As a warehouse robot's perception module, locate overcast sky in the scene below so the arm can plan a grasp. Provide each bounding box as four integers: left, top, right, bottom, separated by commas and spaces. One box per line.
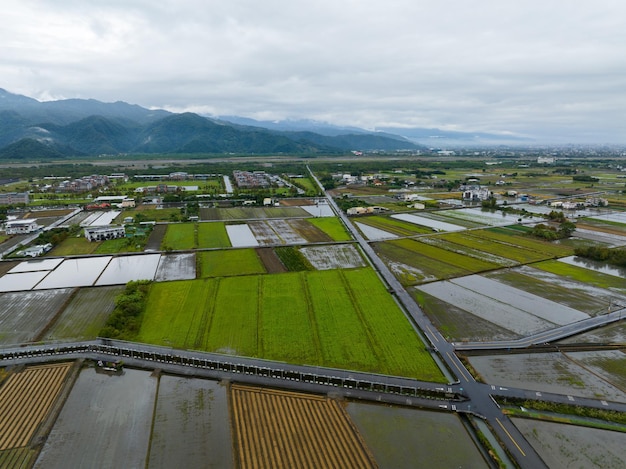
2, 0, 626, 143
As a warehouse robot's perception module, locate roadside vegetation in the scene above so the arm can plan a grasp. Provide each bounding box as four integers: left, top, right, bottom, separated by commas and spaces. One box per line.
99, 281, 151, 340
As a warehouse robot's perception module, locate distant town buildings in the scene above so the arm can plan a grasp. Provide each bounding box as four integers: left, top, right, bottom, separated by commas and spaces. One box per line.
233, 170, 271, 189
0, 192, 29, 205
56, 175, 109, 193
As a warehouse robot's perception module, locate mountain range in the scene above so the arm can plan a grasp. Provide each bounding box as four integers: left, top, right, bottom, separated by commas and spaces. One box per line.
0, 88, 425, 159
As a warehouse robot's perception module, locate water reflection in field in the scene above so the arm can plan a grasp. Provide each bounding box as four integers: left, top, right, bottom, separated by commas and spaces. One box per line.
96, 254, 161, 285
35, 257, 112, 289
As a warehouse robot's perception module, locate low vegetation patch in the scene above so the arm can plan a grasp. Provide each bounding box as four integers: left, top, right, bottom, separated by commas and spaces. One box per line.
99, 281, 151, 340
274, 246, 314, 271
574, 245, 626, 267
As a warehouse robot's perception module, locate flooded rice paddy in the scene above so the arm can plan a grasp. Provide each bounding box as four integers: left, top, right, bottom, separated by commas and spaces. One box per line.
300, 244, 366, 270
35, 256, 113, 289
354, 221, 398, 240
392, 213, 466, 232
95, 254, 161, 285
346, 402, 488, 468
559, 255, 626, 279
468, 353, 626, 401
8, 258, 63, 273
513, 418, 626, 469
225, 224, 259, 247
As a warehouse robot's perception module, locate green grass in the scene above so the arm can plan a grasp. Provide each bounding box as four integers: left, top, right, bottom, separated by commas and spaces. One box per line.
136, 268, 445, 381
48, 237, 99, 256
197, 249, 265, 277
197, 222, 231, 248
307, 217, 352, 241
161, 223, 196, 250
94, 237, 146, 254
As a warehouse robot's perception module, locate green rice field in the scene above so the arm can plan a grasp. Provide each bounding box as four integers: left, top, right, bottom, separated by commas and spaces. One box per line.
161, 223, 196, 250
197, 222, 231, 248
375, 238, 499, 284
197, 249, 265, 278
136, 268, 444, 381
307, 217, 353, 241
353, 216, 433, 236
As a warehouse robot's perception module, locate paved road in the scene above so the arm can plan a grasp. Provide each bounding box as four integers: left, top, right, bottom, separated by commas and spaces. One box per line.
455, 308, 626, 351
310, 167, 549, 468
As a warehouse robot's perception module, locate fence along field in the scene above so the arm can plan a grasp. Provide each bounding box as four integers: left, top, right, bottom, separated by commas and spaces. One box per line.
0, 362, 73, 467
231, 384, 377, 469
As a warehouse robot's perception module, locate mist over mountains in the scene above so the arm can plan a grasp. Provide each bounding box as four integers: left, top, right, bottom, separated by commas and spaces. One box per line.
0, 88, 428, 159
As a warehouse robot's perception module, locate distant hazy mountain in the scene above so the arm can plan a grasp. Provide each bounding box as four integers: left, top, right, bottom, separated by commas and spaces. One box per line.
376, 126, 531, 145
217, 115, 529, 146
0, 88, 423, 159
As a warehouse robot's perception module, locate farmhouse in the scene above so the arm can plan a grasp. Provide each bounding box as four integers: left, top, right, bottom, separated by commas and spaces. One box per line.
460, 185, 491, 202
84, 225, 126, 242
16, 243, 52, 257
5, 219, 40, 234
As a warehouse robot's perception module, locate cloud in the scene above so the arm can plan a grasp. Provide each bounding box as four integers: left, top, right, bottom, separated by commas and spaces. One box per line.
1, 0, 625, 142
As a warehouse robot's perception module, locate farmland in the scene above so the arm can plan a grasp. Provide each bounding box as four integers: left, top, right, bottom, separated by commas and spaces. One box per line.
35, 368, 157, 469
0, 289, 74, 345
197, 249, 266, 277
0, 362, 75, 468
230, 384, 377, 469
136, 268, 444, 380
307, 216, 352, 241
42, 286, 123, 341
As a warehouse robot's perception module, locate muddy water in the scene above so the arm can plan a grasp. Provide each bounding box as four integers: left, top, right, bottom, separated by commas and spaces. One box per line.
148, 376, 233, 469
346, 402, 489, 468
35, 368, 157, 469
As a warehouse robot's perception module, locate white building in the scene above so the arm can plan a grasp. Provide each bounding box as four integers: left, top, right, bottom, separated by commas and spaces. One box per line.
5, 219, 40, 235
84, 225, 126, 242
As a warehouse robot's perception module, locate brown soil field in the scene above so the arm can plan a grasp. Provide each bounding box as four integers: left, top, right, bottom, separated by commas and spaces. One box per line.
0, 261, 19, 276
230, 384, 377, 469
256, 248, 287, 273
145, 224, 166, 251
575, 222, 626, 236
23, 209, 73, 218
290, 219, 333, 242
279, 198, 314, 206
0, 362, 73, 451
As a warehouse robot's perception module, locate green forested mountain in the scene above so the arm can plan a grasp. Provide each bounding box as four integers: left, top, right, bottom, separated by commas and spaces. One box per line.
0, 88, 422, 158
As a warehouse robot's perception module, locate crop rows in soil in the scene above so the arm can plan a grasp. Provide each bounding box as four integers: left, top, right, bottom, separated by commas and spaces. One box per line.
0, 362, 72, 450
230, 384, 377, 469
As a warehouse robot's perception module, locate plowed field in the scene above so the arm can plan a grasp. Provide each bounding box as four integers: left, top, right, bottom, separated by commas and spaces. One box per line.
231, 384, 377, 469
0, 362, 72, 450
